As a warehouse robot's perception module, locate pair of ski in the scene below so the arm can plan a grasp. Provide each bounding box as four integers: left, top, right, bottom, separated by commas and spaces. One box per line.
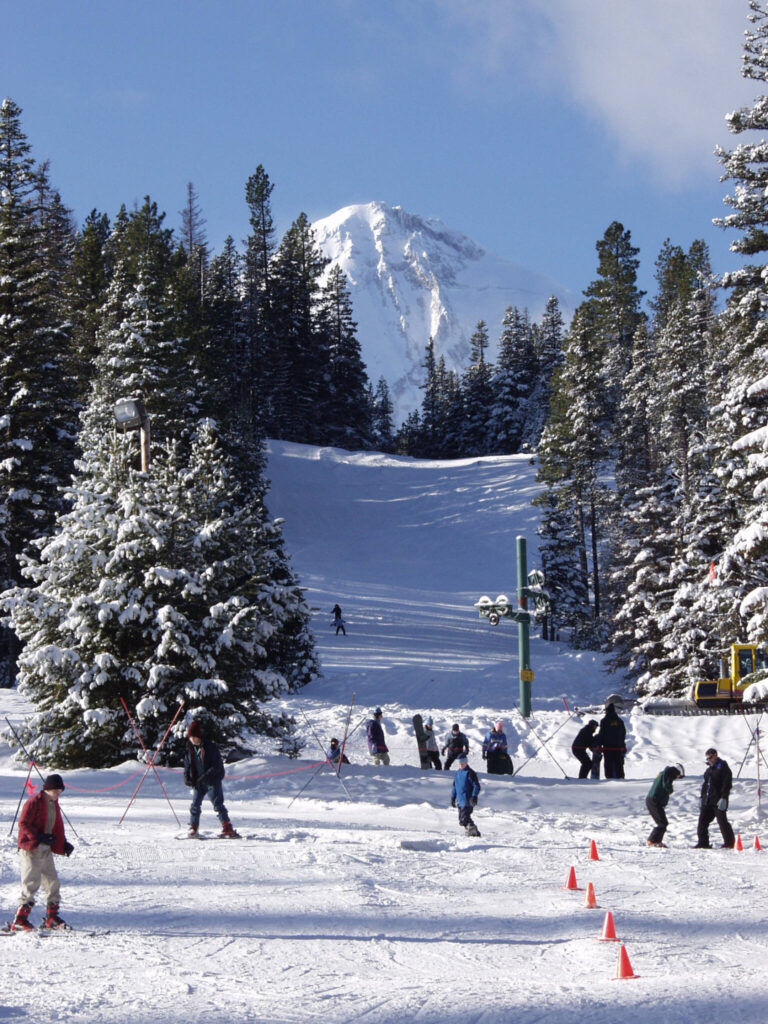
177, 830, 243, 840
1, 923, 107, 937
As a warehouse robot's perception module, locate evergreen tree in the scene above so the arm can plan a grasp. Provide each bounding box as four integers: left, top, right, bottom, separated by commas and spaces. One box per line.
0, 98, 78, 681
371, 377, 396, 452
525, 295, 565, 447
317, 265, 372, 449
458, 320, 494, 456
242, 166, 277, 433
67, 209, 111, 399
3, 423, 317, 767
487, 306, 536, 453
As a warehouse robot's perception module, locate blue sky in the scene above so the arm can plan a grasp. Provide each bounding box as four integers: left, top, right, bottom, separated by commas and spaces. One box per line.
5, 0, 756, 302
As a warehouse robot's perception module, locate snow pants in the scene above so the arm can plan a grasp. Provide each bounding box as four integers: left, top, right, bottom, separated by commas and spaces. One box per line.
371, 751, 390, 765
697, 803, 735, 848
19, 845, 60, 906
458, 805, 476, 829
646, 796, 668, 844
427, 751, 442, 770
189, 779, 229, 829
603, 751, 625, 779
572, 747, 593, 779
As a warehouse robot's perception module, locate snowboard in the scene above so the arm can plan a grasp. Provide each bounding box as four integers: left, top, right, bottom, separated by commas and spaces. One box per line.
412, 714, 432, 770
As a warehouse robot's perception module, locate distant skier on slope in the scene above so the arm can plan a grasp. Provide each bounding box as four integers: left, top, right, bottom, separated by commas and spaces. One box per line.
327, 737, 350, 767
481, 720, 514, 775
450, 755, 481, 837
596, 703, 626, 778
10, 773, 74, 931
424, 716, 442, 769
332, 604, 346, 635
646, 763, 684, 847
694, 747, 735, 849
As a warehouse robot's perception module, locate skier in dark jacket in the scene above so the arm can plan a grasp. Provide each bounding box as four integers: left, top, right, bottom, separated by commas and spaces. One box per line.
327, 737, 350, 767
597, 704, 627, 778
442, 723, 469, 770
332, 604, 346, 636
481, 720, 513, 775
571, 720, 599, 779
11, 774, 74, 931
450, 755, 482, 836
366, 708, 390, 765
646, 764, 684, 846
184, 720, 239, 838
695, 748, 735, 849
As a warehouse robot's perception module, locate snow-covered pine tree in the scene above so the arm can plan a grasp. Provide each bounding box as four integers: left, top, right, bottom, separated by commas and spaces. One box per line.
486, 307, 536, 454
708, 0, 768, 645
0, 98, 78, 684
524, 295, 565, 448
371, 377, 396, 453
317, 265, 372, 450
458, 320, 494, 456
4, 423, 316, 767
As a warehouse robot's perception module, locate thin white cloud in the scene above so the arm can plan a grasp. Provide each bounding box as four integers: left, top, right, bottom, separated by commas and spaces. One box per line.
435, 0, 756, 184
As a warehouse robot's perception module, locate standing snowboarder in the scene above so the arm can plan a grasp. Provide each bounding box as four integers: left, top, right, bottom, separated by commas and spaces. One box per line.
332, 604, 346, 635
695, 747, 735, 849
424, 716, 442, 770
184, 720, 240, 838
442, 723, 469, 771
10, 774, 74, 931
571, 720, 599, 779
646, 763, 684, 847
481, 720, 513, 775
450, 755, 481, 836
366, 707, 390, 765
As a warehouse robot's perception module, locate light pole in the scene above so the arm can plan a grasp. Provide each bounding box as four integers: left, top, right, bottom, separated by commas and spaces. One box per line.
113, 396, 151, 471
474, 535, 547, 718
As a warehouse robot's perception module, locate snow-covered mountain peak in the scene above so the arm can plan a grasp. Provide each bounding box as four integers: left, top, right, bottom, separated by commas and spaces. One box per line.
312, 201, 574, 422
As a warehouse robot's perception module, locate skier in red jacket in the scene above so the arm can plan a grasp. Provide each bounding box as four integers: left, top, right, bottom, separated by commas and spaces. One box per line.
11, 774, 74, 931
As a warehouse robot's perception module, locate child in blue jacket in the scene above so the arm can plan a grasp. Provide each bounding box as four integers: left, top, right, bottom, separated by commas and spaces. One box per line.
450, 755, 481, 836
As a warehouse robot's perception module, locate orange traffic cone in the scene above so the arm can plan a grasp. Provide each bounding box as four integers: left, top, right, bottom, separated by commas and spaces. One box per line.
614, 944, 637, 979
598, 910, 619, 942
588, 839, 599, 861
583, 882, 598, 909
754, 835, 762, 851
563, 866, 581, 890
735, 834, 743, 851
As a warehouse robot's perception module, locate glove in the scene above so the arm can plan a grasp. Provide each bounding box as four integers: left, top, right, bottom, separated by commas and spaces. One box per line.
184, 777, 192, 788
451, 799, 456, 808
717, 798, 727, 811
471, 797, 478, 807
482, 753, 487, 760
37, 832, 55, 846
64, 841, 74, 857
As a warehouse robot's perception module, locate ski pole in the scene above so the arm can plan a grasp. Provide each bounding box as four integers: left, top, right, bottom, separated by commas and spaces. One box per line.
337, 692, 356, 776
8, 761, 34, 837
117, 699, 185, 826
4, 718, 80, 839
120, 698, 181, 827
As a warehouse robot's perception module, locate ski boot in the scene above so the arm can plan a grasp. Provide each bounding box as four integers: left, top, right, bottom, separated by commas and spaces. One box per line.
646, 840, 667, 848
40, 902, 70, 931
464, 822, 481, 838
11, 902, 35, 932
219, 820, 241, 839
187, 825, 200, 838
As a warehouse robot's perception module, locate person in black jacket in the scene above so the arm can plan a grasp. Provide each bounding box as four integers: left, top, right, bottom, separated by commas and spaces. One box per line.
597, 704, 627, 779
571, 720, 598, 779
695, 747, 735, 849
184, 720, 239, 838
442, 723, 469, 771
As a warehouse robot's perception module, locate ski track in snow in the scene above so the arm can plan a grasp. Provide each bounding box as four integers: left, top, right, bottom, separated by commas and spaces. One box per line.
2, 442, 768, 1023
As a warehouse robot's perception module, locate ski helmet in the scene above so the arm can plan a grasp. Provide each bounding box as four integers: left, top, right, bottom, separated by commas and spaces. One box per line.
673, 763, 685, 778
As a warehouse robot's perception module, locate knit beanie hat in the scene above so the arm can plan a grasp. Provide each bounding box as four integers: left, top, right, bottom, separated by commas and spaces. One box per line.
42, 774, 65, 791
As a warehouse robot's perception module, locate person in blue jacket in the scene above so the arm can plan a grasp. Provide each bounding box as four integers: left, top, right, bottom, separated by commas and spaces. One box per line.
482, 720, 514, 775
327, 737, 350, 767
450, 754, 481, 836
184, 720, 239, 838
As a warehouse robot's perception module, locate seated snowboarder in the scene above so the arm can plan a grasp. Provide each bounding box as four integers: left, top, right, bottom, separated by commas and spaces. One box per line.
327, 737, 350, 766
482, 720, 513, 775
450, 755, 481, 836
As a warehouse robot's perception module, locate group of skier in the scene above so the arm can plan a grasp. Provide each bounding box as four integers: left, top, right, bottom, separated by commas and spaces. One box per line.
646, 747, 735, 850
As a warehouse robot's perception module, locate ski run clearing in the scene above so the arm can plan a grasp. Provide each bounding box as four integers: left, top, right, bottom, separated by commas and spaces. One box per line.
2, 441, 768, 1024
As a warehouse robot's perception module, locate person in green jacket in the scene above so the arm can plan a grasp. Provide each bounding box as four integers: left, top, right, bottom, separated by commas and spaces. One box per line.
646, 764, 685, 847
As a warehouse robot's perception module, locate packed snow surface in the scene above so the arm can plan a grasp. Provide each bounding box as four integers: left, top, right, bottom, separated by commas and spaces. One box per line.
2, 441, 768, 1023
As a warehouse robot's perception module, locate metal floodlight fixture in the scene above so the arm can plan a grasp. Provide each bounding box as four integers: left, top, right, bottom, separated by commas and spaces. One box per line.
113, 397, 148, 431
488, 611, 500, 627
